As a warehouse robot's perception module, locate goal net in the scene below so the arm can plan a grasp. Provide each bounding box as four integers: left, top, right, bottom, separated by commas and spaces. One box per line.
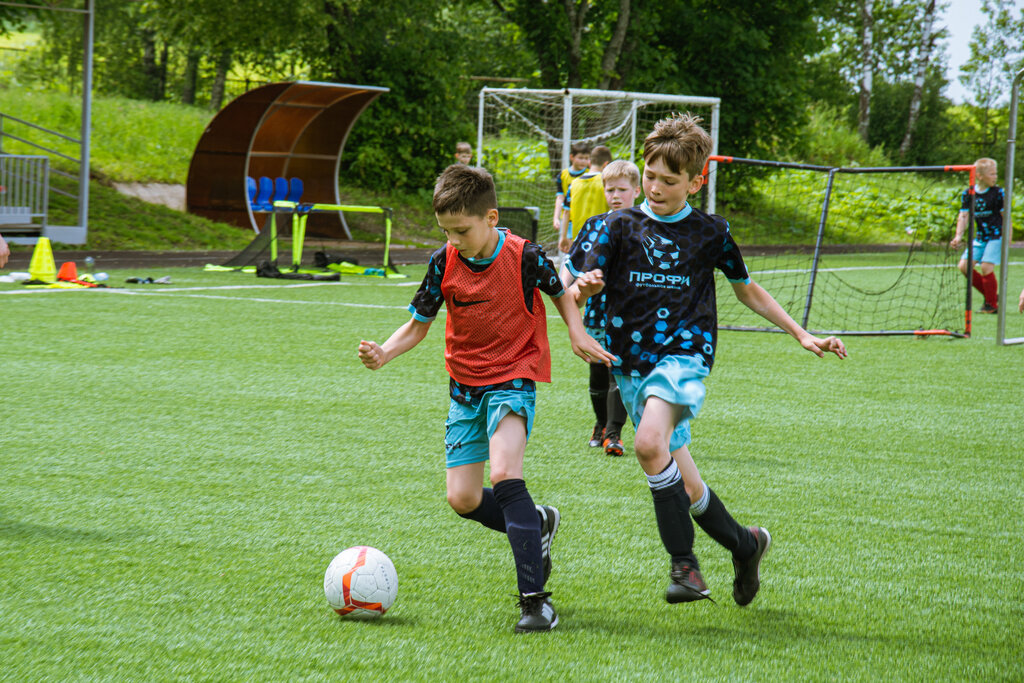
477, 87, 720, 245
707, 156, 972, 336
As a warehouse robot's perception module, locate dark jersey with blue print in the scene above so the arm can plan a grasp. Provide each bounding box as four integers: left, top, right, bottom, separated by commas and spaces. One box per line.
409, 228, 563, 404
567, 201, 750, 377
960, 185, 1004, 242
568, 211, 611, 330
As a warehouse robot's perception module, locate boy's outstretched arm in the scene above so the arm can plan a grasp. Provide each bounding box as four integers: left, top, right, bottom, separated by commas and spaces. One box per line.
731, 280, 847, 359
550, 291, 617, 366
358, 318, 431, 370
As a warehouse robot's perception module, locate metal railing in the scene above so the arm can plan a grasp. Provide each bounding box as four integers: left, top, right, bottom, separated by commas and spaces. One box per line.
0, 154, 50, 236
0, 112, 86, 243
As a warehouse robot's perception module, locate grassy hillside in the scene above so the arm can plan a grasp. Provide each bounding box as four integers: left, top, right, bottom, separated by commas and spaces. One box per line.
1, 88, 440, 250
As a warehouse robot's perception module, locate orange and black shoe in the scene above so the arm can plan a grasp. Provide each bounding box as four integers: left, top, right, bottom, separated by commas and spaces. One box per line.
588, 423, 605, 448
979, 303, 998, 314
602, 431, 624, 457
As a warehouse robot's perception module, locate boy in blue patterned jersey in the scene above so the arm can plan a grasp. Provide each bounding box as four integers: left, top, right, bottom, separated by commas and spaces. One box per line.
359, 164, 613, 632
562, 159, 641, 456
568, 114, 847, 606
950, 158, 1004, 314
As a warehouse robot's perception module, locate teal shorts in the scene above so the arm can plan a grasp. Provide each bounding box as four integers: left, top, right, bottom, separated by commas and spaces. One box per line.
614, 355, 710, 451
444, 389, 536, 468
961, 237, 1002, 265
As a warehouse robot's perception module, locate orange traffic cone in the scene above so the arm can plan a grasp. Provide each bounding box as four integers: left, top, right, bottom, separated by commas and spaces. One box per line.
57, 261, 78, 282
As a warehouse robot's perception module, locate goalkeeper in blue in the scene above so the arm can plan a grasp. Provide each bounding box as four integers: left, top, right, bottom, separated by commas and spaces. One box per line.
567, 113, 847, 606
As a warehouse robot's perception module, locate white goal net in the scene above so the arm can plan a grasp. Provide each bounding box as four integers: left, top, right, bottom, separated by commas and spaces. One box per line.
476, 87, 720, 246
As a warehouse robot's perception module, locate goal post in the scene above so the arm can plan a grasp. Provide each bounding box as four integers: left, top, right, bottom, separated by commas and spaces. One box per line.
706, 155, 974, 337
477, 87, 721, 245
998, 66, 1023, 346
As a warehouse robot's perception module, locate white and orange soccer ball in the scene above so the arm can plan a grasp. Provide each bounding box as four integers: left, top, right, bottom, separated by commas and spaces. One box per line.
323, 546, 398, 619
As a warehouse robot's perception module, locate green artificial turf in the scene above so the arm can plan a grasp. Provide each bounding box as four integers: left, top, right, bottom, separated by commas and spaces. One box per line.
1, 262, 1021, 681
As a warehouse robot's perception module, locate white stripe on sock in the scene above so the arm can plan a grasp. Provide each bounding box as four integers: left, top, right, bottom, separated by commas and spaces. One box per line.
690, 481, 710, 515
647, 459, 681, 490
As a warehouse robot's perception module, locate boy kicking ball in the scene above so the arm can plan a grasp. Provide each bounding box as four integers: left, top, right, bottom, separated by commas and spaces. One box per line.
567, 114, 846, 605
359, 164, 613, 632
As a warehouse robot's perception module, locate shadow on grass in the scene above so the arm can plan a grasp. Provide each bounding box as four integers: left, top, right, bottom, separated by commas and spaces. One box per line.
0, 509, 132, 544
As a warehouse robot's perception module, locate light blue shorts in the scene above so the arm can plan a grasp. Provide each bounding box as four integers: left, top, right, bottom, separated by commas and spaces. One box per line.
444, 390, 535, 468
961, 238, 1002, 266
614, 355, 710, 451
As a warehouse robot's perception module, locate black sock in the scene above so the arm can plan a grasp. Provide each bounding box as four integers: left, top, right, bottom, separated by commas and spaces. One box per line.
691, 486, 756, 560
648, 461, 697, 567
493, 478, 544, 594
457, 487, 506, 532
589, 363, 609, 426
606, 383, 627, 435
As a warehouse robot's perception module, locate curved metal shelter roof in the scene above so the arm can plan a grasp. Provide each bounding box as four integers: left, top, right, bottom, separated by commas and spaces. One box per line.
186, 81, 388, 239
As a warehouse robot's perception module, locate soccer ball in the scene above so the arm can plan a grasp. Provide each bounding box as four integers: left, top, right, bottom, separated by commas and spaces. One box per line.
323, 546, 398, 619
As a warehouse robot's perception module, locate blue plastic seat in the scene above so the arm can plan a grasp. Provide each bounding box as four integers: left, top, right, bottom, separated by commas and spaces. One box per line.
273, 177, 289, 208
287, 177, 304, 204
253, 176, 274, 211
246, 176, 257, 207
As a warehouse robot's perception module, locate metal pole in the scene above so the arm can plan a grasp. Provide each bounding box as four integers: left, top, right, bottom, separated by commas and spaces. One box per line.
561, 89, 572, 171
965, 168, 976, 337
78, 0, 94, 234
708, 102, 720, 214
997, 67, 1023, 345
802, 169, 837, 329
476, 88, 485, 168
629, 99, 638, 162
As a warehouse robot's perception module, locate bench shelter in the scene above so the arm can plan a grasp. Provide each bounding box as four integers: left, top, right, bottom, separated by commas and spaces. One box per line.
186, 81, 388, 239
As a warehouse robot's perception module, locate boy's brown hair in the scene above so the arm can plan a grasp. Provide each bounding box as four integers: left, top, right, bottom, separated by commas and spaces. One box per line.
643, 113, 713, 178
455, 141, 472, 154
570, 141, 592, 156
590, 145, 613, 167
602, 159, 640, 188
433, 164, 498, 217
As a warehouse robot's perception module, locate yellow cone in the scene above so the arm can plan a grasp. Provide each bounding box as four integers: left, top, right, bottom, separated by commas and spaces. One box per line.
28, 237, 57, 283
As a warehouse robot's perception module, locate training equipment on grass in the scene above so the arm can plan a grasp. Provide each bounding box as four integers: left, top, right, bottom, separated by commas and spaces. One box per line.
27, 237, 56, 283
324, 546, 398, 619
706, 156, 974, 337
476, 87, 721, 246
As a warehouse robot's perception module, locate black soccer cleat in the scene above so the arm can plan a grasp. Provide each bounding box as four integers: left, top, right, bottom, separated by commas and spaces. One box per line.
666, 561, 714, 603
515, 591, 558, 632
978, 303, 998, 314
536, 504, 561, 584
589, 423, 605, 448
732, 526, 772, 606
603, 431, 624, 457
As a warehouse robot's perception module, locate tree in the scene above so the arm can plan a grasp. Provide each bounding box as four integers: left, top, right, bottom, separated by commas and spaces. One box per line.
857, 0, 874, 142
898, 0, 938, 159
960, 0, 1024, 111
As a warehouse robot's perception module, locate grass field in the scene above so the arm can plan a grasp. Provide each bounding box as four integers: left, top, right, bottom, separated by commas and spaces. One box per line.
2, 259, 1022, 681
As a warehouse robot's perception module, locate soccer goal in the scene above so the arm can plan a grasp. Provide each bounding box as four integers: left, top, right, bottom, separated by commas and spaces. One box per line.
477, 87, 721, 245
706, 156, 973, 337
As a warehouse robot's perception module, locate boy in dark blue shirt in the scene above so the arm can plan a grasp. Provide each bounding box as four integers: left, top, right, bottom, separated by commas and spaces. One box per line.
568, 114, 847, 605
950, 157, 1004, 314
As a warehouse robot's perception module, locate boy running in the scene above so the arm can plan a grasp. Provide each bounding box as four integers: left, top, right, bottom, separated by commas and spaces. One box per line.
562, 159, 641, 456
568, 114, 846, 605
950, 157, 1004, 314
359, 164, 613, 632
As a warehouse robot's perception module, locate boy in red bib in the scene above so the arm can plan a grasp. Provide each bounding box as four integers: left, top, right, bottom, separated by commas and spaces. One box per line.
359, 164, 613, 632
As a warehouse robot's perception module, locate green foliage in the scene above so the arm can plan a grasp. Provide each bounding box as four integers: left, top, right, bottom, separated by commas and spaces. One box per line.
44, 177, 256, 251
0, 87, 210, 184
2, 267, 1023, 679
783, 104, 891, 168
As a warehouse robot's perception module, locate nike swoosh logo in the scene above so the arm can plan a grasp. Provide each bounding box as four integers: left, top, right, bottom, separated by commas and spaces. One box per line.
452, 296, 490, 307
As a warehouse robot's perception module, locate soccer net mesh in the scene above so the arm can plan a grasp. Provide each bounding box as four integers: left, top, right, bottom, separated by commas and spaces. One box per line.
477, 88, 719, 245
707, 156, 970, 336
